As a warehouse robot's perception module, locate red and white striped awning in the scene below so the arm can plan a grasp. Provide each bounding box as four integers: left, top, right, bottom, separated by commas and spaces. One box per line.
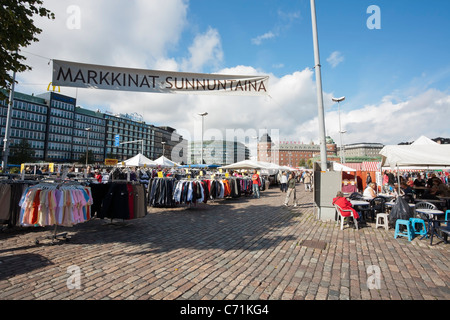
342, 163, 362, 171
362, 161, 381, 172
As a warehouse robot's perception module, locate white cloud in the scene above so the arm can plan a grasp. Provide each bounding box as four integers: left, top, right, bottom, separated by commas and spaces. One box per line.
251, 32, 276, 45
297, 89, 450, 146
181, 27, 223, 73
327, 51, 345, 68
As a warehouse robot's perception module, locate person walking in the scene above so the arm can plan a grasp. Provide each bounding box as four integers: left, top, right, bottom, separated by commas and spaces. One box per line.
280, 172, 288, 192
284, 173, 298, 207
252, 169, 260, 199
304, 171, 312, 192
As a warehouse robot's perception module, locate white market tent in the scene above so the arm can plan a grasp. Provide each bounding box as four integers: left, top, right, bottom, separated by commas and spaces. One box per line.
332, 162, 356, 172
379, 136, 450, 193
257, 161, 283, 175
380, 140, 450, 169
153, 155, 180, 167
219, 160, 264, 170
411, 135, 438, 146
122, 153, 157, 167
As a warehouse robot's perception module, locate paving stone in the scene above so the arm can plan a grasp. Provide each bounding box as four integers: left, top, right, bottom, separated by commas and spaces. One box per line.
0, 185, 448, 301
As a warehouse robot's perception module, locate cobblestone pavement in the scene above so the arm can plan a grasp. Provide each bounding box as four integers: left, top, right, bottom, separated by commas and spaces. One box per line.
0, 185, 449, 301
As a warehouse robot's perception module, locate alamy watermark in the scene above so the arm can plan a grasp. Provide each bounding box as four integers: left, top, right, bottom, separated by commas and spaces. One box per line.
66, 5, 81, 30
366, 265, 382, 289
367, 5, 381, 30
67, 265, 81, 289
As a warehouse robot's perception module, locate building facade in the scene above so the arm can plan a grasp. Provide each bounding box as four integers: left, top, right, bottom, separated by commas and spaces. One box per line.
257, 134, 338, 166
189, 140, 250, 165
1, 91, 48, 162
0, 90, 186, 166
342, 142, 384, 160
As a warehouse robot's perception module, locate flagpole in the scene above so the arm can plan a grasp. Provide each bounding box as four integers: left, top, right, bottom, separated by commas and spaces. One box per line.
310, 0, 328, 170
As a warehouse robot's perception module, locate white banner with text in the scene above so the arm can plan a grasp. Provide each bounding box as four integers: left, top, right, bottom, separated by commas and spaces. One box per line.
52, 59, 269, 96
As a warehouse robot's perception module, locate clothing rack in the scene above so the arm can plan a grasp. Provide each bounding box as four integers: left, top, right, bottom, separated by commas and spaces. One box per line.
17, 181, 93, 245
34, 224, 69, 245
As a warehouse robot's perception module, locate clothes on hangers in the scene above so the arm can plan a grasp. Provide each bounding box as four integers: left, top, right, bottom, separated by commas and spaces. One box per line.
172, 179, 209, 205
0, 180, 39, 227
96, 182, 147, 220
148, 177, 177, 207
18, 183, 93, 227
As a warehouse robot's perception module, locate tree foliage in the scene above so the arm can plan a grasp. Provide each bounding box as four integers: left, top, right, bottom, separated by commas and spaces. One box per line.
0, 0, 55, 99
9, 139, 35, 164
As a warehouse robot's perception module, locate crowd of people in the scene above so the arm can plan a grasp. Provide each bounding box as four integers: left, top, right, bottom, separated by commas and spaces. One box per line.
381, 170, 450, 199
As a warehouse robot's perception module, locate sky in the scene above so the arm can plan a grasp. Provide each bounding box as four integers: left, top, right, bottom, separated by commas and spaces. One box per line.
13, 0, 450, 151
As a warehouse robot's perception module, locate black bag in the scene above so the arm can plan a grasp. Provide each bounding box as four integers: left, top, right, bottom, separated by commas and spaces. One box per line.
388, 196, 413, 228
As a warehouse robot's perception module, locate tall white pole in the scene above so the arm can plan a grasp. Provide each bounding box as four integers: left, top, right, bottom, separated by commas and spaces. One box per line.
2, 68, 16, 172
338, 101, 343, 163
201, 116, 204, 164
310, 0, 328, 171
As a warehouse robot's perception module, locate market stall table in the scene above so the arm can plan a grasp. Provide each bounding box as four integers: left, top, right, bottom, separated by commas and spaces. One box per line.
415, 208, 445, 240
350, 200, 371, 222
437, 196, 450, 209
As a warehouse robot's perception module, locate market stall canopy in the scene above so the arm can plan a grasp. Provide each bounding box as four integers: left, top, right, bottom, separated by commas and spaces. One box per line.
179, 164, 220, 169
411, 135, 438, 145
257, 161, 282, 175
153, 156, 180, 167
332, 162, 357, 172
220, 160, 264, 170
379, 143, 450, 169
122, 153, 157, 167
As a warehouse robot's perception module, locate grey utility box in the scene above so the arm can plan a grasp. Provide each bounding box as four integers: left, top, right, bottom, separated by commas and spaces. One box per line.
313, 162, 342, 222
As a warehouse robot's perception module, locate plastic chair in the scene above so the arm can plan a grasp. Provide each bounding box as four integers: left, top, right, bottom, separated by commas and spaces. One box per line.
335, 204, 359, 230
414, 201, 437, 219
394, 219, 413, 241
409, 218, 427, 238
375, 213, 389, 230
368, 197, 386, 222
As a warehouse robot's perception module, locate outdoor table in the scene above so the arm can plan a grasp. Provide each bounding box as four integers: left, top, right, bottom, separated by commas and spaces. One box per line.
437, 196, 450, 209
378, 193, 395, 200
415, 208, 445, 240
412, 186, 429, 199
350, 200, 370, 206
350, 200, 371, 222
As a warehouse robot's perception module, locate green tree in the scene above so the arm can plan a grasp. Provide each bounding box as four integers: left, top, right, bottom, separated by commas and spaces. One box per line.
78, 150, 95, 165
1, 1, 55, 99
298, 159, 306, 168
9, 139, 35, 164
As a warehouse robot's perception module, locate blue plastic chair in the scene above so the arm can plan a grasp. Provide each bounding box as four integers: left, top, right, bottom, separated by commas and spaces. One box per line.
394, 219, 413, 241
409, 218, 427, 238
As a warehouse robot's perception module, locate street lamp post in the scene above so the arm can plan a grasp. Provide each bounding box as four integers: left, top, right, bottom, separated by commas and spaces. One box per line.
332, 97, 346, 164
198, 112, 208, 164
161, 141, 166, 157
310, 0, 328, 171
85, 127, 91, 167
252, 136, 259, 161
2, 65, 16, 173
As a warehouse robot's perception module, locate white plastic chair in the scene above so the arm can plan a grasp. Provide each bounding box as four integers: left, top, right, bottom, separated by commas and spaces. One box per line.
415, 201, 437, 218
335, 204, 359, 230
